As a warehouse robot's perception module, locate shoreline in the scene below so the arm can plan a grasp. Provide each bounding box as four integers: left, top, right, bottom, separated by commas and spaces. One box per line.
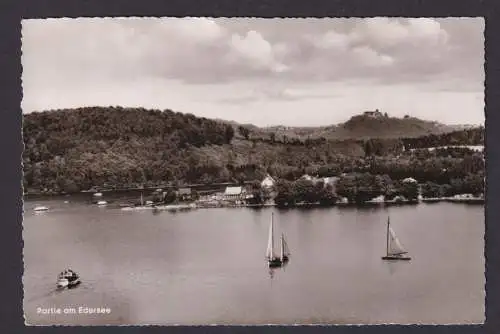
25, 196, 484, 207
24, 181, 255, 197
117, 198, 484, 211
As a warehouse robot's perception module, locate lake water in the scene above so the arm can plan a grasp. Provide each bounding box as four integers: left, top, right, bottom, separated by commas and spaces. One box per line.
23, 196, 485, 325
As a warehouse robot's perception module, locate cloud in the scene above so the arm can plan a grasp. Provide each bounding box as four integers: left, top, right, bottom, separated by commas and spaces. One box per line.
351, 46, 394, 67
22, 17, 483, 85
21, 17, 484, 117
310, 30, 350, 51
217, 86, 338, 104
227, 30, 288, 73
349, 17, 449, 49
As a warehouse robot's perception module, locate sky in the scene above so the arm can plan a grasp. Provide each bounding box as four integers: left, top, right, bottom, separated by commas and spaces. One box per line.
21, 17, 485, 127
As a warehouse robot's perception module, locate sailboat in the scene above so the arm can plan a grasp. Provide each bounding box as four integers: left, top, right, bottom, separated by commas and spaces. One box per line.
382, 216, 411, 261
266, 212, 290, 268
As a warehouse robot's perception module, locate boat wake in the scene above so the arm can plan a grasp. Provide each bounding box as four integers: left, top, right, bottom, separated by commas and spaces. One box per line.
25, 278, 97, 304
24, 285, 66, 303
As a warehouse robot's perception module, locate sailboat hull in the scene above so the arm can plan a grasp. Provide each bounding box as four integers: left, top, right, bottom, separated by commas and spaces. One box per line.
382, 255, 411, 261
268, 256, 289, 268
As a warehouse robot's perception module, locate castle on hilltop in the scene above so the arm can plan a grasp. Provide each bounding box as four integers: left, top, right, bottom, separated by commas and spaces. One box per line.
363, 109, 384, 118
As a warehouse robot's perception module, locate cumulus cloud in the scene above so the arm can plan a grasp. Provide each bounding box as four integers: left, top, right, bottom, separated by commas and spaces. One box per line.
22, 17, 483, 87
227, 30, 288, 73
21, 17, 484, 125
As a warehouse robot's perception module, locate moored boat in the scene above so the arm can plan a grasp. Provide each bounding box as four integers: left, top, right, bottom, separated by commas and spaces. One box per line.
33, 205, 49, 212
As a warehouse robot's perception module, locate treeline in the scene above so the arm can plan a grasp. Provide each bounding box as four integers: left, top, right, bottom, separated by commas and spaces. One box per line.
23, 107, 234, 193
273, 179, 338, 207
402, 127, 484, 150
24, 106, 234, 153
22, 107, 485, 194
237, 125, 483, 156
268, 172, 484, 208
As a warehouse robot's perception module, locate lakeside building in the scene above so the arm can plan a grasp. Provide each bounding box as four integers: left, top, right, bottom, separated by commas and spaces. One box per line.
223, 186, 247, 201
261, 175, 276, 189
175, 187, 192, 201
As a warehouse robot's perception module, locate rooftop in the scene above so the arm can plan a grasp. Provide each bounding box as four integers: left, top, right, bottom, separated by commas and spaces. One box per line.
224, 186, 243, 195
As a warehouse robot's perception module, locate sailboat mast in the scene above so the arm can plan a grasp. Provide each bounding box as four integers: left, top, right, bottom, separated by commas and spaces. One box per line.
280, 234, 284, 261
271, 212, 275, 258
386, 216, 390, 256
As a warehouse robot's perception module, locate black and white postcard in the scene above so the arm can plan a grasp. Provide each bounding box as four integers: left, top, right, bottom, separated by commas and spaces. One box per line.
21, 17, 485, 325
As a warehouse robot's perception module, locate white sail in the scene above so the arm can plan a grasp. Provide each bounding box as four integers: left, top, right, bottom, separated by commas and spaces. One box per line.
282, 234, 290, 256
388, 225, 407, 255
266, 213, 275, 259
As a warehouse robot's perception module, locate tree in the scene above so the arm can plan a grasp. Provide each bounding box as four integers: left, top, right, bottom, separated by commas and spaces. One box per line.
224, 125, 235, 143
238, 126, 250, 140
461, 174, 484, 196
269, 132, 276, 143
421, 181, 440, 198
439, 184, 453, 197
335, 173, 383, 204
318, 183, 337, 206
163, 189, 177, 204
364, 140, 373, 156
191, 189, 200, 201
398, 180, 419, 201
292, 179, 317, 203
274, 179, 295, 207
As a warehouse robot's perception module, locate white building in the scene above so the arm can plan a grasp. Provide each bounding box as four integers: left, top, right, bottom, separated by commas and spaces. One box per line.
323, 176, 339, 190
300, 174, 314, 181
261, 175, 275, 189
402, 177, 418, 184
223, 186, 245, 201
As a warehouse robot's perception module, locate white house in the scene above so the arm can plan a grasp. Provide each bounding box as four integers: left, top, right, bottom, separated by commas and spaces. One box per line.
261, 175, 275, 189
402, 177, 418, 184
300, 174, 314, 181
300, 174, 322, 184
323, 176, 339, 190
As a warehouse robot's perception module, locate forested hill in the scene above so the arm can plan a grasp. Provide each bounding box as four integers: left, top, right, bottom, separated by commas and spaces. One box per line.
22, 107, 484, 194
241, 110, 470, 141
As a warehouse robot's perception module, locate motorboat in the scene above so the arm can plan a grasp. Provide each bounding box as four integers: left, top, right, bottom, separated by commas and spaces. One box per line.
56, 269, 81, 289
